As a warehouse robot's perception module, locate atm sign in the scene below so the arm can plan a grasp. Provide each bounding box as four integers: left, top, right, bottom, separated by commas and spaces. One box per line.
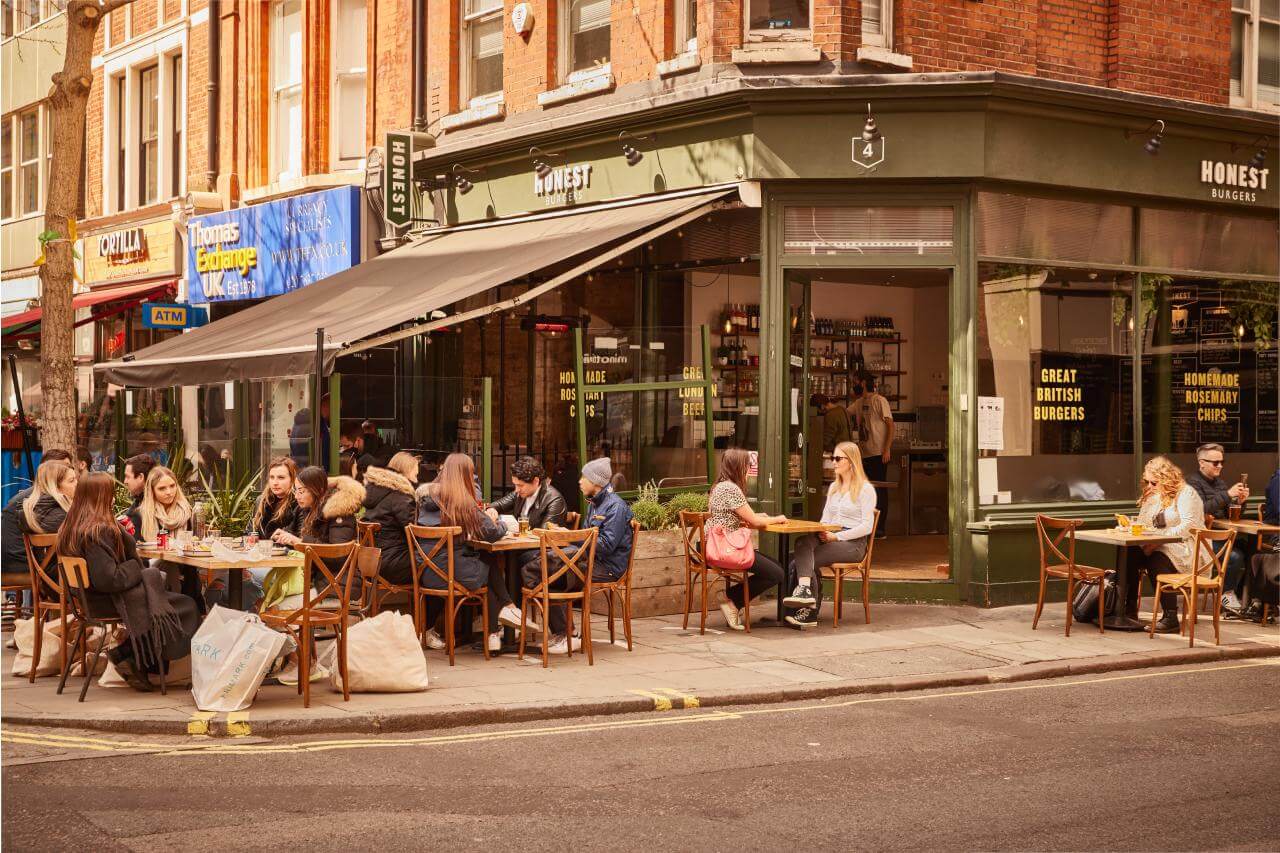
142, 303, 207, 329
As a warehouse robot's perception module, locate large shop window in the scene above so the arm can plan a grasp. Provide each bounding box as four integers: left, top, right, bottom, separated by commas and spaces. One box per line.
976, 192, 1133, 266
1140, 276, 1279, 493
783, 206, 954, 255
977, 266, 1136, 504
1138, 207, 1279, 278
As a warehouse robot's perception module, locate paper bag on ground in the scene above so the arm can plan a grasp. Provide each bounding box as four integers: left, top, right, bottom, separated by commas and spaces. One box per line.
327, 611, 429, 693
190, 605, 286, 712
11, 617, 67, 678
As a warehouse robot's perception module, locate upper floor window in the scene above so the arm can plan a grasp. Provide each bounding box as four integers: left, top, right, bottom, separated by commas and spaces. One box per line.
462, 0, 503, 103
105, 53, 183, 213
170, 53, 183, 197
138, 64, 159, 205
331, 0, 367, 167
675, 0, 697, 54
1232, 0, 1280, 110
562, 0, 610, 79
861, 0, 891, 49
270, 0, 303, 182
18, 109, 38, 215
746, 0, 809, 38
2, 0, 45, 38
0, 118, 11, 220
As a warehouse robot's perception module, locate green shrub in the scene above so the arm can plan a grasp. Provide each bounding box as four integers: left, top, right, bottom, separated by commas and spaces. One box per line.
662, 491, 708, 527
630, 499, 667, 532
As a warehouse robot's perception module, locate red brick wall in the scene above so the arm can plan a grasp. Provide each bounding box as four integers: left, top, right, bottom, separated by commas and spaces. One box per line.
426, 0, 459, 120
611, 0, 673, 86
373, 0, 413, 137
185, 15, 210, 191
813, 0, 859, 64
1108, 0, 1230, 103
132, 0, 157, 36
85, 67, 104, 219
502, 0, 557, 114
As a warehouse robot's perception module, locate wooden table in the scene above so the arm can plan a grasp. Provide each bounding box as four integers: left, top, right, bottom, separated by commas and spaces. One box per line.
469, 534, 542, 651
1073, 528, 1183, 631
138, 546, 303, 611
763, 520, 843, 623
1211, 518, 1280, 538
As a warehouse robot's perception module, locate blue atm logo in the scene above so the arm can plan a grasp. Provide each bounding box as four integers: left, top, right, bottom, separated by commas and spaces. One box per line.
142, 303, 207, 329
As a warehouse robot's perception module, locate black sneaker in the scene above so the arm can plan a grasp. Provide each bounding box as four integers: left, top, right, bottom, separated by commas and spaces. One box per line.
785, 607, 817, 629
1154, 614, 1180, 634
783, 584, 817, 608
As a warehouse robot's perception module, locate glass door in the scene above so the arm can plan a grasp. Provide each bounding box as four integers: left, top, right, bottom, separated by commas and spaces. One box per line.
785, 271, 811, 518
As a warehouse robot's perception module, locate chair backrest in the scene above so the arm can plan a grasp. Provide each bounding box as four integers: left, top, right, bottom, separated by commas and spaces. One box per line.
860, 510, 881, 567
616, 519, 641, 585
1035, 514, 1081, 569
406, 524, 462, 590
565, 511, 581, 530
1190, 527, 1235, 580
678, 511, 708, 571
356, 520, 381, 547
24, 532, 61, 599
300, 541, 359, 609
56, 554, 95, 623
533, 527, 598, 593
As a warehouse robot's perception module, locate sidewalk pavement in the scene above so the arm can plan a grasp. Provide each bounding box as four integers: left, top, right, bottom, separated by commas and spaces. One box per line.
3, 602, 1278, 737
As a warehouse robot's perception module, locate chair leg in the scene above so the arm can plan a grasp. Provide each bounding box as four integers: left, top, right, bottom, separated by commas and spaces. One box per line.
741, 576, 751, 633
862, 567, 871, 625
623, 585, 633, 651
565, 604, 575, 659
1064, 573, 1075, 638
1188, 586, 1198, 648
833, 572, 842, 629
57, 628, 85, 695
1212, 588, 1221, 646
78, 634, 105, 703
444, 593, 456, 667
1032, 568, 1047, 630
338, 621, 350, 701
300, 626, 312, 708
156, 635, 168, 696
480, 593, 491, 661
607, 590, 616, 645
58, 602, 68, 680
1148, 582, 1162, 638
29, 605, 42, 684
583, 597, 594, 665
682, 567, 693, 630
699, 568, 708, 635
541, 593, 550, 669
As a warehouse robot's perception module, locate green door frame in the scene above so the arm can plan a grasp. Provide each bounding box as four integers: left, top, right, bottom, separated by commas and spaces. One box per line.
759, 184, 974, 599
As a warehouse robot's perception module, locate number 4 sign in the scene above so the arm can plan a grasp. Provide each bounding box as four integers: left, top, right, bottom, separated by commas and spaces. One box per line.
852, 136, 885, 170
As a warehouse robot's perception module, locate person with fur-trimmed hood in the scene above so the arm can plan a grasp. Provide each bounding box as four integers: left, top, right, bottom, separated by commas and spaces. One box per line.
361, 452, 420, 584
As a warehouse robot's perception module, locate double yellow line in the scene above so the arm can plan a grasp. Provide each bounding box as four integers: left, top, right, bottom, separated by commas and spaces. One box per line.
4, 660, 1274, 758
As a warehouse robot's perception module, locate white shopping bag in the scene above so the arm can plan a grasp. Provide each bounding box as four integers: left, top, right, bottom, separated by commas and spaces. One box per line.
10, 617, 63, 677
320, 611, 428, 693
190, 605, 286, 712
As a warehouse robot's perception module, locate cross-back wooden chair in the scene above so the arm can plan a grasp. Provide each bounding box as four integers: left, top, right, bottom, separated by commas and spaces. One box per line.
24, 533, 66, 682
1033, 514, 1108, 636
521, 527, 598, 668
407, 524, 487, 665
1149, 527, 1235, 647
1, 545, 33, 628
564, 511, 581, 530
589, 520, 640, 650
56, 554, 146, 702
820, 510, 881, 627
259, 541, 359, 707
359, 520, 414, 623
678, 511, 710, 632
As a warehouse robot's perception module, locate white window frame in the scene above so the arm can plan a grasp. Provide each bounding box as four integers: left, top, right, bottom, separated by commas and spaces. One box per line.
743, 0, 812, 43
137, 62, 160, 205
329, 0, 367, 169
269, 0, 303, 182
1, 114, 14, 221
460, 0, 503, 105
17, 107, 39, 216
861, 0, 891, 49
674, 0, 697, 55
1231, 0, 1280, 111
5, 0, 44, 39
558, 0, 612, 82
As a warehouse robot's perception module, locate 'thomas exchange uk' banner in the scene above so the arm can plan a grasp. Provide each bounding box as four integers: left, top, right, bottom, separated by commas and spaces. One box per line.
187, 186, 361, 303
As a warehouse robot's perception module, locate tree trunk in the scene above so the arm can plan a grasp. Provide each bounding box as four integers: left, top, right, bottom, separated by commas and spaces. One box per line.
38, 0, 132, 454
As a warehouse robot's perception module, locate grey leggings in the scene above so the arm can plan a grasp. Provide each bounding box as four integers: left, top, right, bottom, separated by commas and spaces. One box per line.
788, 534, 869, 613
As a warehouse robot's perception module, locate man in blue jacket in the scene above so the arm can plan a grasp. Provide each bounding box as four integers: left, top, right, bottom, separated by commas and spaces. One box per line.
522, 457, 634, 654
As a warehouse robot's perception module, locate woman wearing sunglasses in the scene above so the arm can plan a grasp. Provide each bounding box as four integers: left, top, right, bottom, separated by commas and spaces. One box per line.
1132, 456, 1205, 633
783, 441, 877, 629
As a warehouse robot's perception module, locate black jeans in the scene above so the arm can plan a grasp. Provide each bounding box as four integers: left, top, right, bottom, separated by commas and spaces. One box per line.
862, 455, 888, 534
788, 534, 869, 616
520, 550, 619, 636
421, 555, 501, 634
1128, 551, 1181, 619
725, 550, 785, 609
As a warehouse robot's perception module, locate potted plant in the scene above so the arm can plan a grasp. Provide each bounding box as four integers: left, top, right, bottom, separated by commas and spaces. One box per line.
603, 487, 709, 618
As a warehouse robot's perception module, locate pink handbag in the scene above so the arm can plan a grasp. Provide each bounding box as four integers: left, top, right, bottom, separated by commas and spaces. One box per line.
705, 525, 754, 570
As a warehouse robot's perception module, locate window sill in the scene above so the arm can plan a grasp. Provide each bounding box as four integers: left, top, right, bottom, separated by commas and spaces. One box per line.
732, 45, 822, 64
656, 50, 701, 78
440, 96, 506, 132
538, 66, 615, 107
856, 45, 912, 70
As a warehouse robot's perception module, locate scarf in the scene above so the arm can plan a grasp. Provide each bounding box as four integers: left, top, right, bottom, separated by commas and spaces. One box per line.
111, 563, 184, 669
143, 500, 192, 542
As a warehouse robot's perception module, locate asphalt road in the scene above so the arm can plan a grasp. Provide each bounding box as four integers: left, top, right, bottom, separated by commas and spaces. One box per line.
4, 660, 1279, 852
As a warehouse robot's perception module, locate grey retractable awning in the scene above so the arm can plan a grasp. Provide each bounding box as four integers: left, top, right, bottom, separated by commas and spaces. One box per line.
97, 187, 735, 387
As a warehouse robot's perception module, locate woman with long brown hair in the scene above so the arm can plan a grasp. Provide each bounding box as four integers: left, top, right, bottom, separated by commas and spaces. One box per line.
417, 453, 507, 653
707, 448, 787, 631
56, 472, 199, 692
1132, 456, 1206, 633
252, 457, 300, 539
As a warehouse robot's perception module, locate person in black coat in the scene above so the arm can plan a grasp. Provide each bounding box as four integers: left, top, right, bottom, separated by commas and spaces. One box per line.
56, 473, 198, 692
119, 453, 156, 539
19, 461, 77, 537
271, 467, 365, 589
1, 451, 73, 574
360, 452, 420, 584
251, 457, 301, 539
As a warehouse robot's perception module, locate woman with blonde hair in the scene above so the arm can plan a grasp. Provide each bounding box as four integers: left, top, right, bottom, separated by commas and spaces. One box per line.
783, 441, 878, 629
1132, 456, 1205, 633
20, 460, 77, 535
361, 451, 421, 584
137, 465, 203, 613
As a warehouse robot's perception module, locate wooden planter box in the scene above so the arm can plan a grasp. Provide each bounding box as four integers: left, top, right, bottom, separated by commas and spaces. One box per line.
592, 528, 724, 619
1, 429, 24, 450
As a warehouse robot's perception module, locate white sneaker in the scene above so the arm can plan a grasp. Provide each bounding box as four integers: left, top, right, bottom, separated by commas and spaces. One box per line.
547, 634, 584, 654
499, 604, 540, 633
487, 631, 503, 653
720, 601, 745, 631
277, 663, 329, 686
423, 628, 446, 650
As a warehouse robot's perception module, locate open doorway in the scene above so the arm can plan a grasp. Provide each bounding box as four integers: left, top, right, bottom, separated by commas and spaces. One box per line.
785, 268, 952, 580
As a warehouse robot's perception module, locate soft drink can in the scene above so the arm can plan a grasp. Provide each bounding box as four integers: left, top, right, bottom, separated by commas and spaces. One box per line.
246, 531, 260, 547
157, 531, 169, 550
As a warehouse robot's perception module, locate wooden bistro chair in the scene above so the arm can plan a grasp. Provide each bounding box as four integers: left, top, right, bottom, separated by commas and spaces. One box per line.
407, 524, 488, 665
678, 511, 710, 632
361, 520, 416, 626
1148, 527, 1236, 648
1, 552, 32, 628
820, 510, 881, 627
56, 555, 142, 702
564, 511, 581, 530
589, 520, 640, 650
521, 527, 598, 668
1032, 514, 1108, 637
24, 533, 68, 682
259, 541, 359, 708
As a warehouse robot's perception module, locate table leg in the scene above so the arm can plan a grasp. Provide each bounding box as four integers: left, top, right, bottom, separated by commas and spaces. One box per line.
1103, 547, 1147, 631
228, 568, 245, 612
776, 533, 792, 624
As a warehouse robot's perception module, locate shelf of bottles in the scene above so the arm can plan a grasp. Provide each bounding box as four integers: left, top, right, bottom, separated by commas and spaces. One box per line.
713, 303, 762, 412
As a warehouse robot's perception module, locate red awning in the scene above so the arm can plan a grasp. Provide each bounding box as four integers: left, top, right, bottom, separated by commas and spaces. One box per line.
2, 280, 175, 333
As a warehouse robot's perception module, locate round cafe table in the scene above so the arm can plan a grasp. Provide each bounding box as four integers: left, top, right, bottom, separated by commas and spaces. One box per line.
763, 519, 843, 623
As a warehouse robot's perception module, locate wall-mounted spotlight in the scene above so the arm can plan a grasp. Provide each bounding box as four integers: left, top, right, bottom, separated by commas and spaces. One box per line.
619, 131, 653, 167
862, 103, 882, 142
1125, 119, 1165, 155
529, 146, 561, 179
451, 164, 479, 195
1232, 135, 1269, 170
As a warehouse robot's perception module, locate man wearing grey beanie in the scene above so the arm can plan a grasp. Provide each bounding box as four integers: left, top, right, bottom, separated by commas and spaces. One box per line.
522, 456, 634, 654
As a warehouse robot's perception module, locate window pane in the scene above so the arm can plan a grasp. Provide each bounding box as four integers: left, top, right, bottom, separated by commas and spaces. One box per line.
1139, 208, 1279, 278
1262, 0, 1278, 19
784, 205, 955, 255
19, 111, 37, 161
470, 14, 503, 95
20, 162, 36, 212
977, 265, 1136, 504
274, 0, 302, 88
569, 0, 609, 72
140, 67, 158, 140
977, 192, 1134, 265
2, 1, 13, 39
19, 0, 36, 28
1, 118, 11, 169
333, 0, 366, 70
1231, 12, 1245, 97
1234, 0, 1251, 9
1, 173, 12, 219
862, 0, 882, 35
1140, 278, 1279, 494
335, 74, 366, 161
1260, 21, 1279, 105
748, 0, 809, 30
274, 87, 301, 179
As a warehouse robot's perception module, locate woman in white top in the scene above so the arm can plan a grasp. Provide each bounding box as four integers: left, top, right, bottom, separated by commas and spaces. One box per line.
783, 441, 877, 629
1133, 456, 1206, 633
